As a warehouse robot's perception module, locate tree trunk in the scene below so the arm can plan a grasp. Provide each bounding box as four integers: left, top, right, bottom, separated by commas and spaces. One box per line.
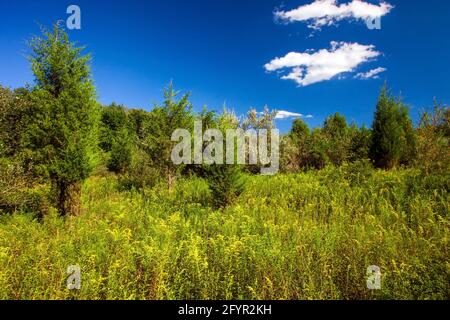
166, 168, 176, 191
57, 181, 82, 216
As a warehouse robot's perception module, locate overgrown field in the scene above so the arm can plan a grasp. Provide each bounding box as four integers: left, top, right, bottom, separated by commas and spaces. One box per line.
0, 167, 448, 300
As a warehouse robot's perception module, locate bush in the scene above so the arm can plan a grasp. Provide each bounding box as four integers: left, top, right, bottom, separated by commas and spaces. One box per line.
107, 131, 133, 174
0, 158, 50, 216
416, 103, 449, 175
174, 177, 212, 208
203, 165, 246, 209
118, 150, 159, 191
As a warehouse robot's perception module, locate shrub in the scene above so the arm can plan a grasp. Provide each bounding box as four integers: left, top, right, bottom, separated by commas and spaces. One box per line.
0, 158, 50, 216
203, 165, 245, 209
416, 103, 449, 175
107, 128, 133, 174
118, 150, 159, 191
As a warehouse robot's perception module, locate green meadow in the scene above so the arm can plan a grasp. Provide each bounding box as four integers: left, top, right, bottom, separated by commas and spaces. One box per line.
1, 166, 448, 300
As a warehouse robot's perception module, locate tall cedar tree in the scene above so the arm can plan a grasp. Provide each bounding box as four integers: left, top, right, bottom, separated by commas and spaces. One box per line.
370, 86, 416, 169
26, 25, 100, 216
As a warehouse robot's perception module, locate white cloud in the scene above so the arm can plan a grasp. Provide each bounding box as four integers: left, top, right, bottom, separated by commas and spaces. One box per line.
275, 0, 394, 30
355, 67, 386, 79
265, 41, 381, 86
275, 111, 313, 120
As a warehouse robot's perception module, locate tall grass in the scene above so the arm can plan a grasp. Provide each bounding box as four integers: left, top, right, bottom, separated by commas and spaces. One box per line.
0, 167, 448, 300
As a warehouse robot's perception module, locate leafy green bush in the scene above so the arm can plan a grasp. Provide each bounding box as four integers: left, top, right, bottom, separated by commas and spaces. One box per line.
107, 130, 133, 174
0, 158, 50, 217
118, 150, 159, 191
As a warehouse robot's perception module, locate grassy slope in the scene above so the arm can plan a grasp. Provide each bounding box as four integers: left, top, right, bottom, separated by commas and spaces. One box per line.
0, 168, 448, 300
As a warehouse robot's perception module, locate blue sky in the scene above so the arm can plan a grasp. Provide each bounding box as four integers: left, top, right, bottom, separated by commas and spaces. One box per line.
1, 0, 449, 132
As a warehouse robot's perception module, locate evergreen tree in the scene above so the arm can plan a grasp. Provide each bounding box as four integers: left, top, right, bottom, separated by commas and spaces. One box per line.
290, 118, 310, 141
281, 119, 310, 172
142, 82, 193, 189
99, 104, 129, 152
202, 109, 244, 209
323, 112, 348, 138
370, 85, 415, 169
348, 124, 371, 162
323, 113, 350, 166
107, 126, 133, 174
26, 24, 100, 216
98, 104, 133, 174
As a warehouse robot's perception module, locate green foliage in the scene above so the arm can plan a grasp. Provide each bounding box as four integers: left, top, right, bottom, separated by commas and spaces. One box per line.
290, 118, 310, 140
282, 115, 372, 172
416, 102, 450, 175
107, 128, 133, 174
349, 125, 371, 162
323, 112, 348, 137
242, 105, 277, 131
322, 113, 350, 166
24, 24, 100, 216
370, 86, 416, 169
99, 104, 129, 152
185, 108, 246, 209
118, 149, 159, 191
0, 86, 32, 158
203, 165, 245, 209
281, 119, 311, 172
142, 82, 194, 189
127, 109, 149, 140
0, 157, 50, 216
0, 157, 30, 213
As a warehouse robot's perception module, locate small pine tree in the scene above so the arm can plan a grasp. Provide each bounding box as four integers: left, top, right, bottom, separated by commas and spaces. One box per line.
323, 113, 350, 166
204, 164, 245, 209
370, 85, 416, 169
26, 24, 100, 216
290, 118, 310, 141
201, 109, 245, 209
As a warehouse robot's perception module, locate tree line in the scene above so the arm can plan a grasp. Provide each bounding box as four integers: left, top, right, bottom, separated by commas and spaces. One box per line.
1, 25, 449, 217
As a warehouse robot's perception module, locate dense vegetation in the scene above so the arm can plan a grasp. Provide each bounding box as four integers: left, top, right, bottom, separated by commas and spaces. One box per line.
0, 25, 448, 300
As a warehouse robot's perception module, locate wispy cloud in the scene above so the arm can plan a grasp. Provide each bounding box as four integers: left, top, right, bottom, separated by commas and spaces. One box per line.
275, 111, 313, 120
265, 41, 381, 86
275, 0, 394, 30
355, 67, 387, 79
